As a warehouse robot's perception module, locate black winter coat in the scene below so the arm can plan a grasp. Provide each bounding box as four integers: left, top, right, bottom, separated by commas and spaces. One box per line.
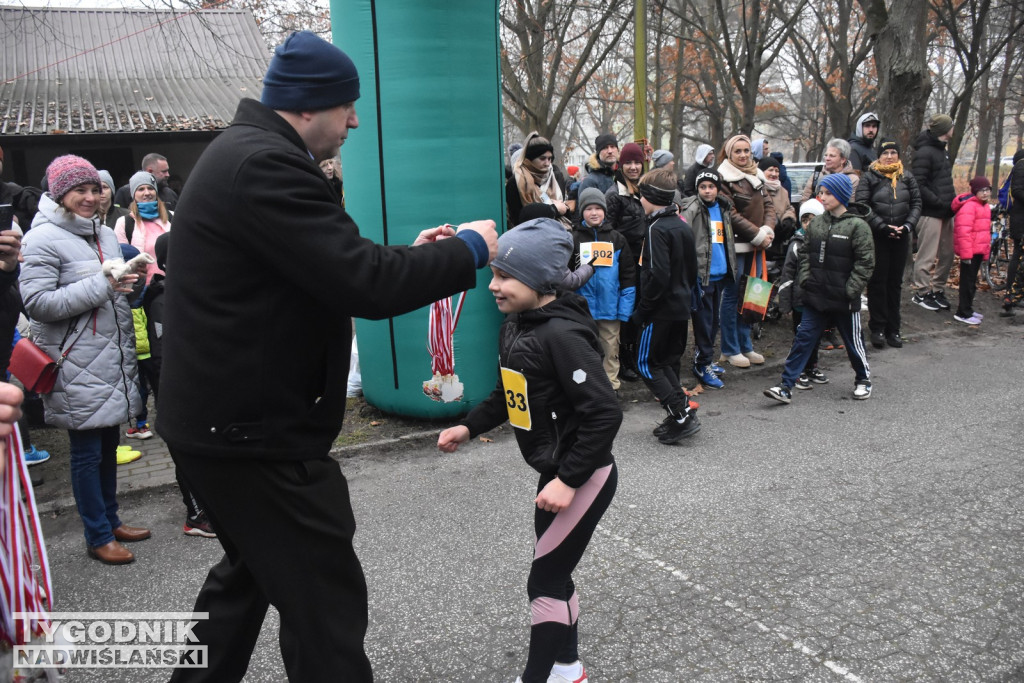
605, 181, 645, 261
855, 167, 922, 238
1010, 159, 1024, 241
156, 99, 479, 460
459, 293, 619, 488
910, 130, 956, 219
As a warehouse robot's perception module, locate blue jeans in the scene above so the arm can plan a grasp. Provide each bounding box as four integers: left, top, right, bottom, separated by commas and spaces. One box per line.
68, 426, 122, 547
720, 252, 759, 356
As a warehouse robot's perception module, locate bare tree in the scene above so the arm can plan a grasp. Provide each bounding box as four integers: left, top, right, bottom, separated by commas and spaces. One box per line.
499, 0, 631, 149
787, 0, 875, 140
666, 0, 811, 135
930, 0, 1024, 160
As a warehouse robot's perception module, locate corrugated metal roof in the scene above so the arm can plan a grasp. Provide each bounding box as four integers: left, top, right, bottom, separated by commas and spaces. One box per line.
0, 6, 270, 135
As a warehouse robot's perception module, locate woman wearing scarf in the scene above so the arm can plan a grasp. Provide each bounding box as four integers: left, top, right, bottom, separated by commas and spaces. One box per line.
506, 132, 572, 228
855, 139, 921, 349
716, 135, 776, 368
114, 171, 171, 285
758, 155, 797, 260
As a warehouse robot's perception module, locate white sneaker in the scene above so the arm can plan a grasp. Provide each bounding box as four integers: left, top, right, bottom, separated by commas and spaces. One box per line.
853, 381, 872, 400
549, 660, 588, 683
720, 353, 751, 368
743, 350, 765, 364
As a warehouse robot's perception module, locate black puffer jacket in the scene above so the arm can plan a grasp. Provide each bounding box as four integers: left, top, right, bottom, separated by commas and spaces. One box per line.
459, 293, 620, 488
910, 130, 956, 219
605, 180, 646, 261
798, 202, 875, 312
855, 166, 922, 238
1010, 155, 1024, 241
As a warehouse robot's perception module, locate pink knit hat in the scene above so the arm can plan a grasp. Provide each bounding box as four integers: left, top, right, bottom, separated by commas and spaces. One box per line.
46, 154, 101, 201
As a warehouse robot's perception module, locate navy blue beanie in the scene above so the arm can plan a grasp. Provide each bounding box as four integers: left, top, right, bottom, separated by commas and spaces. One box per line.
818, 173, 853, 207
261, 31, 360, 111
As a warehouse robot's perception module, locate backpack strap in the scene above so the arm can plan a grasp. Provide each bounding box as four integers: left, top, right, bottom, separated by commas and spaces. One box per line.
124, 215, 135, 244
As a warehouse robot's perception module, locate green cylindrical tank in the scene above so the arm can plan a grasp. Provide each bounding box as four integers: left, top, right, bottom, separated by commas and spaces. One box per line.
334, 1, 505, 417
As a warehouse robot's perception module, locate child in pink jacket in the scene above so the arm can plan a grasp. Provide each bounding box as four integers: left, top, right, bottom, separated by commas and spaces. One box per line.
951, 176, 992, 325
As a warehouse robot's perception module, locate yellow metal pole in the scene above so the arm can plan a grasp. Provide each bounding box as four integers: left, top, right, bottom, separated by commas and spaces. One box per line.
633, 0, 648, 155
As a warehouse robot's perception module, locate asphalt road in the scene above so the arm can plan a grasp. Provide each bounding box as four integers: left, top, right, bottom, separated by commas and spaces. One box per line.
32, 320, 1024, 682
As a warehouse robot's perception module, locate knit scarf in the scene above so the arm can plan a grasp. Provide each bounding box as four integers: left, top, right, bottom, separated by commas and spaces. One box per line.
514, 157, 562, 206
869, 159, 904, 198
718, 158, 764, 190
762, 177, 782, 193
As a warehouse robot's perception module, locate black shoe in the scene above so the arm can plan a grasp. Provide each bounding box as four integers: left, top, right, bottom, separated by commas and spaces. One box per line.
886, 332, 903, 348
912, 292, 941, 311
999, 305, 1015, 317
870, 331, 885, 349
657, 412, 701, 444
932, 291, 951, 310
764, 385, 792, 404
619, 367, 640, 382
652, 414, 675, 437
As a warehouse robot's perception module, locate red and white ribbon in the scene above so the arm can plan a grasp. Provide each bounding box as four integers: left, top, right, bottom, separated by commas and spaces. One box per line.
427, 292, 465, 377
0, 425, 52, 646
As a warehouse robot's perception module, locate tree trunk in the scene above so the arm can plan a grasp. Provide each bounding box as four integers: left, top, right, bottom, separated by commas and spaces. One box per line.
863, 0, 932, 157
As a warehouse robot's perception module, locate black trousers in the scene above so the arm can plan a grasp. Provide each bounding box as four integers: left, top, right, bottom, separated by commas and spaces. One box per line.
867, 234, 910, 335
168, 449, 373, 683
957, 255, 983, 317
635, 319, 689, 416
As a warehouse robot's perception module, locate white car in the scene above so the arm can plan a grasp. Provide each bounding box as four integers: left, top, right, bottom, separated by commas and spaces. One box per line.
1001, 156, 1015, 167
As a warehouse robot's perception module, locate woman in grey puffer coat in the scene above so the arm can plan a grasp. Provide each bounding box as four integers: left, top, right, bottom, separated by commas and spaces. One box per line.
19, 155, 149, 565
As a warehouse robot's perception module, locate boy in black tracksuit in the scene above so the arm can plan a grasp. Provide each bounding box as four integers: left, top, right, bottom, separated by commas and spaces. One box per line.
630, 168, 701, 443
438, 218, 620, 683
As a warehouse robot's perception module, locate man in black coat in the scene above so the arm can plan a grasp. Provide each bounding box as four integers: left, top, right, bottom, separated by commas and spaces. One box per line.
909, 114, 957, 312
157, 31, 497, 682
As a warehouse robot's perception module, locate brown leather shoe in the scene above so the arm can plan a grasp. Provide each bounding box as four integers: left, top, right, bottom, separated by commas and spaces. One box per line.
87, 541, 135, 565
113, 525, 151, 542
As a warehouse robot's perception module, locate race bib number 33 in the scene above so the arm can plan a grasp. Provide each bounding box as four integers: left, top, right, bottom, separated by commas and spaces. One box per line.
500, 367, 532, 430
580, 241, 614, 267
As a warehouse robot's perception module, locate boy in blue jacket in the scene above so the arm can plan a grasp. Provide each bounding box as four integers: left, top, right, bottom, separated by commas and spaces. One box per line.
569, 187, 636, 391
680, 169, 735, 390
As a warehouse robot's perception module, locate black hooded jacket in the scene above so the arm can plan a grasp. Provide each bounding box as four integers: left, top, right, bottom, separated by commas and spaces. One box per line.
910, 130, 956, 220
459, 292, 620, 488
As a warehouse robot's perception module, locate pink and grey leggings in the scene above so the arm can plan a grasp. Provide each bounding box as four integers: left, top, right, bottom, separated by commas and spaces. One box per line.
521, 462, 617, 682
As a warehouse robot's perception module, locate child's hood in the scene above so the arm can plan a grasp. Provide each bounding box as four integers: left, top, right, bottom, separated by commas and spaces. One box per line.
518, 291, 599, 339
951, 192, 987, 214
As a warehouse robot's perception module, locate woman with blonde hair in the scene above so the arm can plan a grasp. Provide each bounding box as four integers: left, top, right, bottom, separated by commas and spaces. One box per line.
114, 171, 170, 286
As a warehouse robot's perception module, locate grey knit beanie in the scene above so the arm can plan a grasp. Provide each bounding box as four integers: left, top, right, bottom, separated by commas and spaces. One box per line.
97, 170, 115, 192
129, 171, 157, 199
493, 218, 573, 294
578, 187, 607, 212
